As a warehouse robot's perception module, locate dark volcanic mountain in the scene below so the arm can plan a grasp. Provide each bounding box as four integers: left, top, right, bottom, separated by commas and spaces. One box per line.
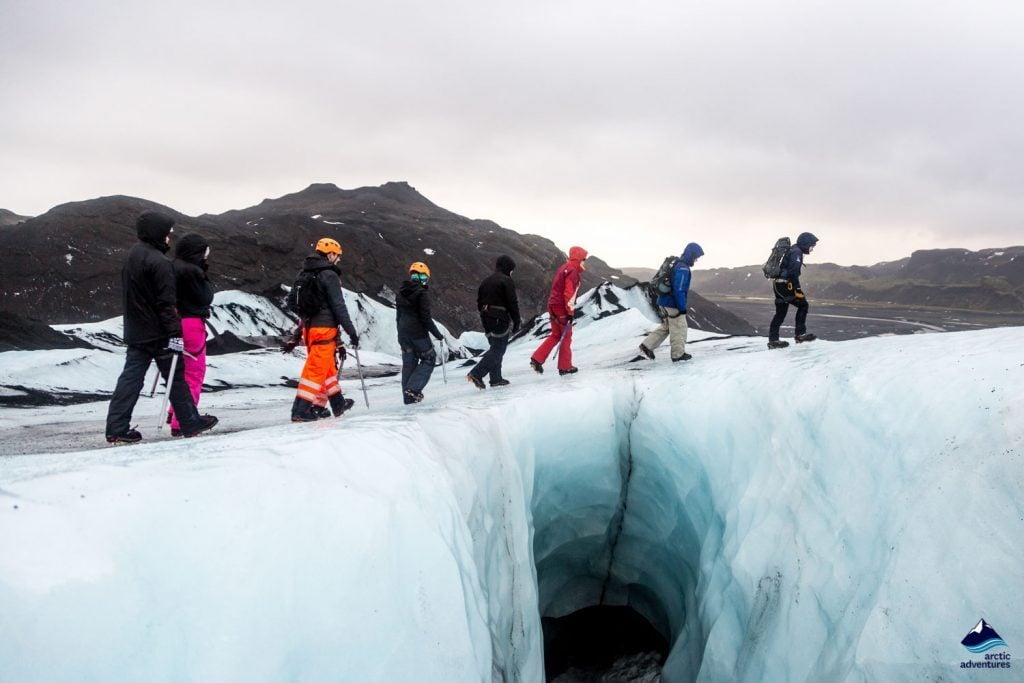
699, 247, 1024, 312
0, 182, 751, 336
0, 208, 31, 226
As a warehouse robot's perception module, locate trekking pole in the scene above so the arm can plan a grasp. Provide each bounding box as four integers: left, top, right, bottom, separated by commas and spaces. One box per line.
156, 352, 180, 431
352, 347, 370, 408
440, 338, 448, 384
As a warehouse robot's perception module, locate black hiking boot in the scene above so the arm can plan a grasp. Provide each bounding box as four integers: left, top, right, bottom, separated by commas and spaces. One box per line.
672, 353, 692, 362
767, 340, 790, 350
291, 398, 318, 422
403, 389, 424, 404
313, 406, 332, 419
530, 358, 544, 374
329, 393, 355, 416
794, 333, 817, 343
183, 414, 218, 438
170, 428, 183, 438
467, 373, 486, 390
106, 428, 143, 445
639, 344, 655, 360
558, 367, 579, 376
490, 378, 510, 387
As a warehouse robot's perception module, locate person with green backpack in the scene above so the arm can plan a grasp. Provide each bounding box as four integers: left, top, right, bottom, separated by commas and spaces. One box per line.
639, 242, 704, 362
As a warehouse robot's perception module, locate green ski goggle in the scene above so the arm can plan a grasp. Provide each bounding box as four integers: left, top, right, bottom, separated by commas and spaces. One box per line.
410, 273, 429, 283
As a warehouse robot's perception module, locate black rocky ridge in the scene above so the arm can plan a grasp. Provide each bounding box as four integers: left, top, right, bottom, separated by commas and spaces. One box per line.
0, 182, 752, 337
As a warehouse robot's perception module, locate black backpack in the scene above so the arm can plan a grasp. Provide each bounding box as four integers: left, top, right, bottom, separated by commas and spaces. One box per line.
287, 268, 325, 318
762, 237, 791, 279
650, 256, 679, 295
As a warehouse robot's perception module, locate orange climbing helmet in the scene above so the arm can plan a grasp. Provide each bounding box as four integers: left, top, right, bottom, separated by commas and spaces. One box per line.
408, 261, 431, 277
316, 238, 342, 256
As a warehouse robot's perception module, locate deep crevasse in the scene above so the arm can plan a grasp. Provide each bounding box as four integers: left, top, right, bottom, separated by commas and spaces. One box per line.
1, 328, 1022, 681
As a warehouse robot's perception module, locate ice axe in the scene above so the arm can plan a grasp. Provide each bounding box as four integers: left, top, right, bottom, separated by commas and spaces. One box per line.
439, 338, 448, 384
352, 346, 369, 409
156, 350, 198, 430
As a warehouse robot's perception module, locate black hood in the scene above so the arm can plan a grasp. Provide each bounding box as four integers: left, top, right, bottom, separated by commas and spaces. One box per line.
495, 255, 516, 276
399, 279, 427, 299
302, 253, 338, 274
136, 211, 174, 253
174, 233, 209, 266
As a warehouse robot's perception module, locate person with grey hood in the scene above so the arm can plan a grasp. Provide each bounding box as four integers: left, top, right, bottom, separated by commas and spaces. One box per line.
466, 255, 521, 389
105, 212, 218, 443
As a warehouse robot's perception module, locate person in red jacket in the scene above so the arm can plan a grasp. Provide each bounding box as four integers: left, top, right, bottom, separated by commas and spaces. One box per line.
530, 246, 587, 376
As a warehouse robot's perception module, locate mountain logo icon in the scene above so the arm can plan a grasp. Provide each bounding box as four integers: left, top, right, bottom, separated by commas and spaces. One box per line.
961, 619, 1008, 654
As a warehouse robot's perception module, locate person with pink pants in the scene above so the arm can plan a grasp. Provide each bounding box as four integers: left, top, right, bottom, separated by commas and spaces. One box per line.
167, 233, 214, 436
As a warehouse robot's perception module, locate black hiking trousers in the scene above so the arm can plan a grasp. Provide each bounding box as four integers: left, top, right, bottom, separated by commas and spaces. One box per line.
105, 342, 201, 437
769, 281, 809, 341
469, 321, 510, 384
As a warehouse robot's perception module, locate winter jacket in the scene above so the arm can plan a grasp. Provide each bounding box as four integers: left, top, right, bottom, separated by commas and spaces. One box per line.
547, 246, 588, 317
121, 214, 181, 345
779, 233, 818, 291
477, 255, 521, 334
301, 254, 358, 341
396, 280, 443, 341
172, 233, 214, 319
656, 242, 703, 312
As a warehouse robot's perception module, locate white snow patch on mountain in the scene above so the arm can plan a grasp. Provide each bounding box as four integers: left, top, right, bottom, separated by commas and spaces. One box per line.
423, 248, 435, 255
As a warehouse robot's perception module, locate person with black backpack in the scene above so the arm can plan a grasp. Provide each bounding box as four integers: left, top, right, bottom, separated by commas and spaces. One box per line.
287, 237, 360, 421
396, 261, 445, 404
105, 212, 218, 443
767, 232, 819, 349
639, 242, 704, 362
467, 255, 521, 389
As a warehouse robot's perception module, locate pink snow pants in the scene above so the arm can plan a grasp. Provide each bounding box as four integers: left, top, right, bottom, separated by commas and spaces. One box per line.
168, 317, 208, 430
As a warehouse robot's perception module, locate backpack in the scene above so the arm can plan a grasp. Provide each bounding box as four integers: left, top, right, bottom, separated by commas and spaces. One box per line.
762, 237, 791, 279
287, 268, 325, 318
650, 256, 679, 295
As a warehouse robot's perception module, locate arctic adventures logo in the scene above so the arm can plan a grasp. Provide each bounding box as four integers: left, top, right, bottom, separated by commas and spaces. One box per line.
960, 619, 1011, 670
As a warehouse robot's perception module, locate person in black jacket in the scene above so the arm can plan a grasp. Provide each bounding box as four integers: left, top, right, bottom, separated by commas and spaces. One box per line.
166, 233, 215, 435
768, 232, 819, 349
289, 238, 361, 422
396, 261, 444, 404
467, 255, 521, 389
105, 212, 218, 443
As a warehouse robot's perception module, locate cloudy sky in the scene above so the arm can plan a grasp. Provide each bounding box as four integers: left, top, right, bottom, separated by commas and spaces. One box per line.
2, 0, 1021, 268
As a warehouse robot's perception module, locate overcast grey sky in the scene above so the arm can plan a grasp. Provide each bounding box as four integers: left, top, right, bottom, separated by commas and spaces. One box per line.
2, 0, 1022, 268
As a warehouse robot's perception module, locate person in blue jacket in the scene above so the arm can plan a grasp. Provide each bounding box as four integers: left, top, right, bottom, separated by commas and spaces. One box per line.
768, 232, 819, 349
640, 242, 704, 362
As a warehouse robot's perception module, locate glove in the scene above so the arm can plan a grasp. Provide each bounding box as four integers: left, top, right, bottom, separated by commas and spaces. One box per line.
281, 328, 302, 353
337, 345, 348, 363
167, 337, 185, 354
349, 336, 359, 349
795, 290, 806, 300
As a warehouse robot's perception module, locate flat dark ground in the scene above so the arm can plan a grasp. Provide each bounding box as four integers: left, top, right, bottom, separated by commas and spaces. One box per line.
704, 295, 1024, 341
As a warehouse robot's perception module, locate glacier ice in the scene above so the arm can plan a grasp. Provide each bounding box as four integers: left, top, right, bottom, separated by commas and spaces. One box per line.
1, 315, 1022, 681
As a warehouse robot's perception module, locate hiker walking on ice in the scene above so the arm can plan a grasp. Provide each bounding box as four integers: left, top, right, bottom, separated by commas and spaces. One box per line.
467, 255, 521, 389
530, 246, 587, 376
288, 238, 360, 421
105, 212, 218, 443
640, 242, 703, 362
768, 232, 819, 349
396, 261, 445, 404
165, 233, 214, 436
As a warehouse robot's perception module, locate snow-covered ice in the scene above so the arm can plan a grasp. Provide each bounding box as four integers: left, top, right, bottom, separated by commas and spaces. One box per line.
1, 285, 1022, 681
